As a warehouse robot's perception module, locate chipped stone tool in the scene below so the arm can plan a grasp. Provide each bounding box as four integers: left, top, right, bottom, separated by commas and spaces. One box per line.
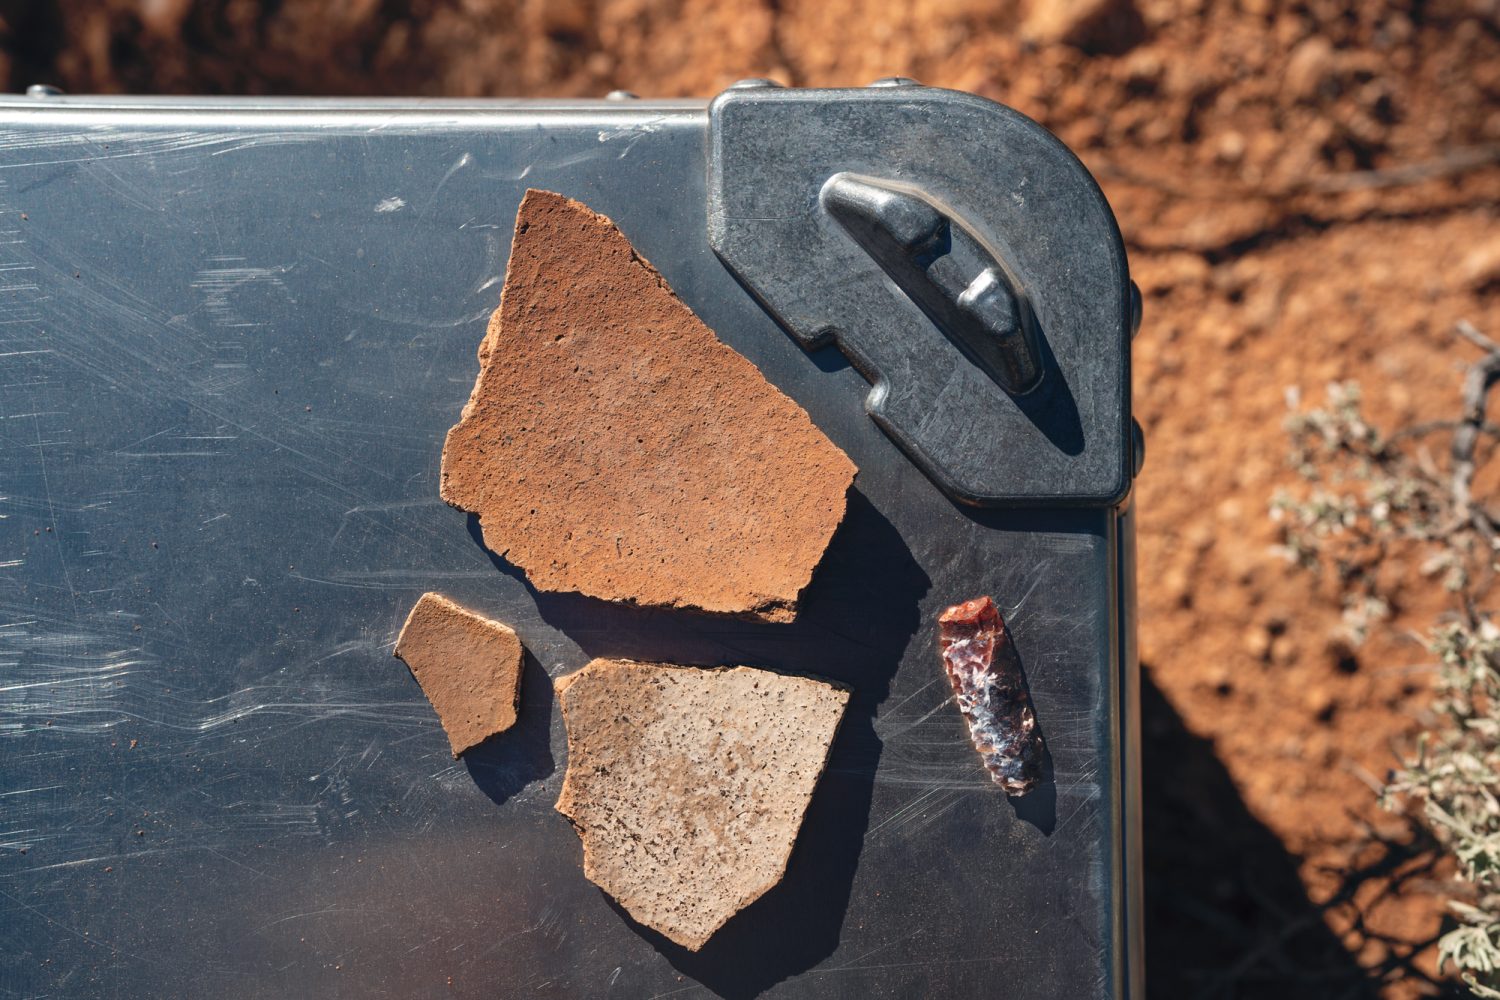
938, 595, 1044, 795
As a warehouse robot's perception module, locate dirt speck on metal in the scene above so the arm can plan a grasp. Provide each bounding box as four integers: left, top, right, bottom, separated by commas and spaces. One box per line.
394, 592, 525, 758
441, 189, 856, 622
553, 658, 848, 950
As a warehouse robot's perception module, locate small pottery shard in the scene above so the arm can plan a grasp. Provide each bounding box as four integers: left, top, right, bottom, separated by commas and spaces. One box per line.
440, 189, 857, 623
937, 595, 1044, 795
393, 592, 525, 758
553, 658, 849, 950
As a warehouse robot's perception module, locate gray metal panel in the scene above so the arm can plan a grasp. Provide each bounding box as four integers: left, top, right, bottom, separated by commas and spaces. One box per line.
0, 98, 1130, 998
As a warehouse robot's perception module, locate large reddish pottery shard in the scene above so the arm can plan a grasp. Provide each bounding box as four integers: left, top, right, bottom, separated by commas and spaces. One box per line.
937, 595, 1044, 795
553, 658, 849, 950
440, 189, 857, 623
393, 592, 525, 758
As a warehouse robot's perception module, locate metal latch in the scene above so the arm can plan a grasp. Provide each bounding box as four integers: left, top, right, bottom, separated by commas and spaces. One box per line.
708, 83, 1137, 507
822, 173, 1043, 396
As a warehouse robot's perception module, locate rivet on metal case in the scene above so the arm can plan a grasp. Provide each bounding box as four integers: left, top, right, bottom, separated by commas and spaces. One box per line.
1132, 418, 1146, 476
1130, 280, 1143, 338
821, 172, 1043, 396
868, 76, 922, 87
605, 89, 639, 101
25, 84, 63, 98
727, 77, 784, 90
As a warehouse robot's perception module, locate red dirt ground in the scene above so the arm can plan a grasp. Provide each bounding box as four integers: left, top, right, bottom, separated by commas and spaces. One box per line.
7, 1, 1499, 995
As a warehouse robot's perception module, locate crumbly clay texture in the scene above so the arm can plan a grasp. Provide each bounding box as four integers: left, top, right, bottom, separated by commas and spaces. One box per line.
393, 592, 525, 758
440, 189, 857, 623
553, 658, 850, 950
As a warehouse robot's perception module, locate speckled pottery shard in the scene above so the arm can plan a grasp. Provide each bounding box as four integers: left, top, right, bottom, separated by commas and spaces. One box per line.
553, 658, 849, 950
440, 189, 857, 623
937, 595, 1044, 795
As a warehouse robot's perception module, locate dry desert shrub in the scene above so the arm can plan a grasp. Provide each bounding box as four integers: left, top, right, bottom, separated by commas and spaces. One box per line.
1274, 322, 1500, 995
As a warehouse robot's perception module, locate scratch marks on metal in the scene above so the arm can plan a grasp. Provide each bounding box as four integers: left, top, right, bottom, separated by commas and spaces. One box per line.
865, 786, 972, 841
112, 429, 238, 459
596, 118, 666, 159
191, 257, 290, 330
0, 127, 319, 170
423, 151, 473, 209
289, 568, 506, 591
0, 885, 149, 961
0, 626, 424, 742
1054, 774, 1103, 836
256, 905, 365, 931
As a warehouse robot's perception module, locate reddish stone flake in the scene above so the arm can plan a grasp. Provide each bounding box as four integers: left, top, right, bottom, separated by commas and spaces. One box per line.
937, 595, 1044, 795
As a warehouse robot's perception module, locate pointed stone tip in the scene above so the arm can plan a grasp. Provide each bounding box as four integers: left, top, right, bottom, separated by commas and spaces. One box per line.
939, 594, 1000, 625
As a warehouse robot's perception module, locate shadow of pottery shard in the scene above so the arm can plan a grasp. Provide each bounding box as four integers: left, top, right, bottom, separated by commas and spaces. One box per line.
554, 658, 849, 950
394, 592, 524, 758
938, 596, 1044, 795
440, 189, 857, 623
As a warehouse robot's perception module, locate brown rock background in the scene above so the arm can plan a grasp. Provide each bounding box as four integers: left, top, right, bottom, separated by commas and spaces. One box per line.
9, 2, 1496, 995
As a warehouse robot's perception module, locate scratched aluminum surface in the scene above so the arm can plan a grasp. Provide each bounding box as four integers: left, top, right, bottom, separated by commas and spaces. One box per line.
0, 98, 1131, 999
